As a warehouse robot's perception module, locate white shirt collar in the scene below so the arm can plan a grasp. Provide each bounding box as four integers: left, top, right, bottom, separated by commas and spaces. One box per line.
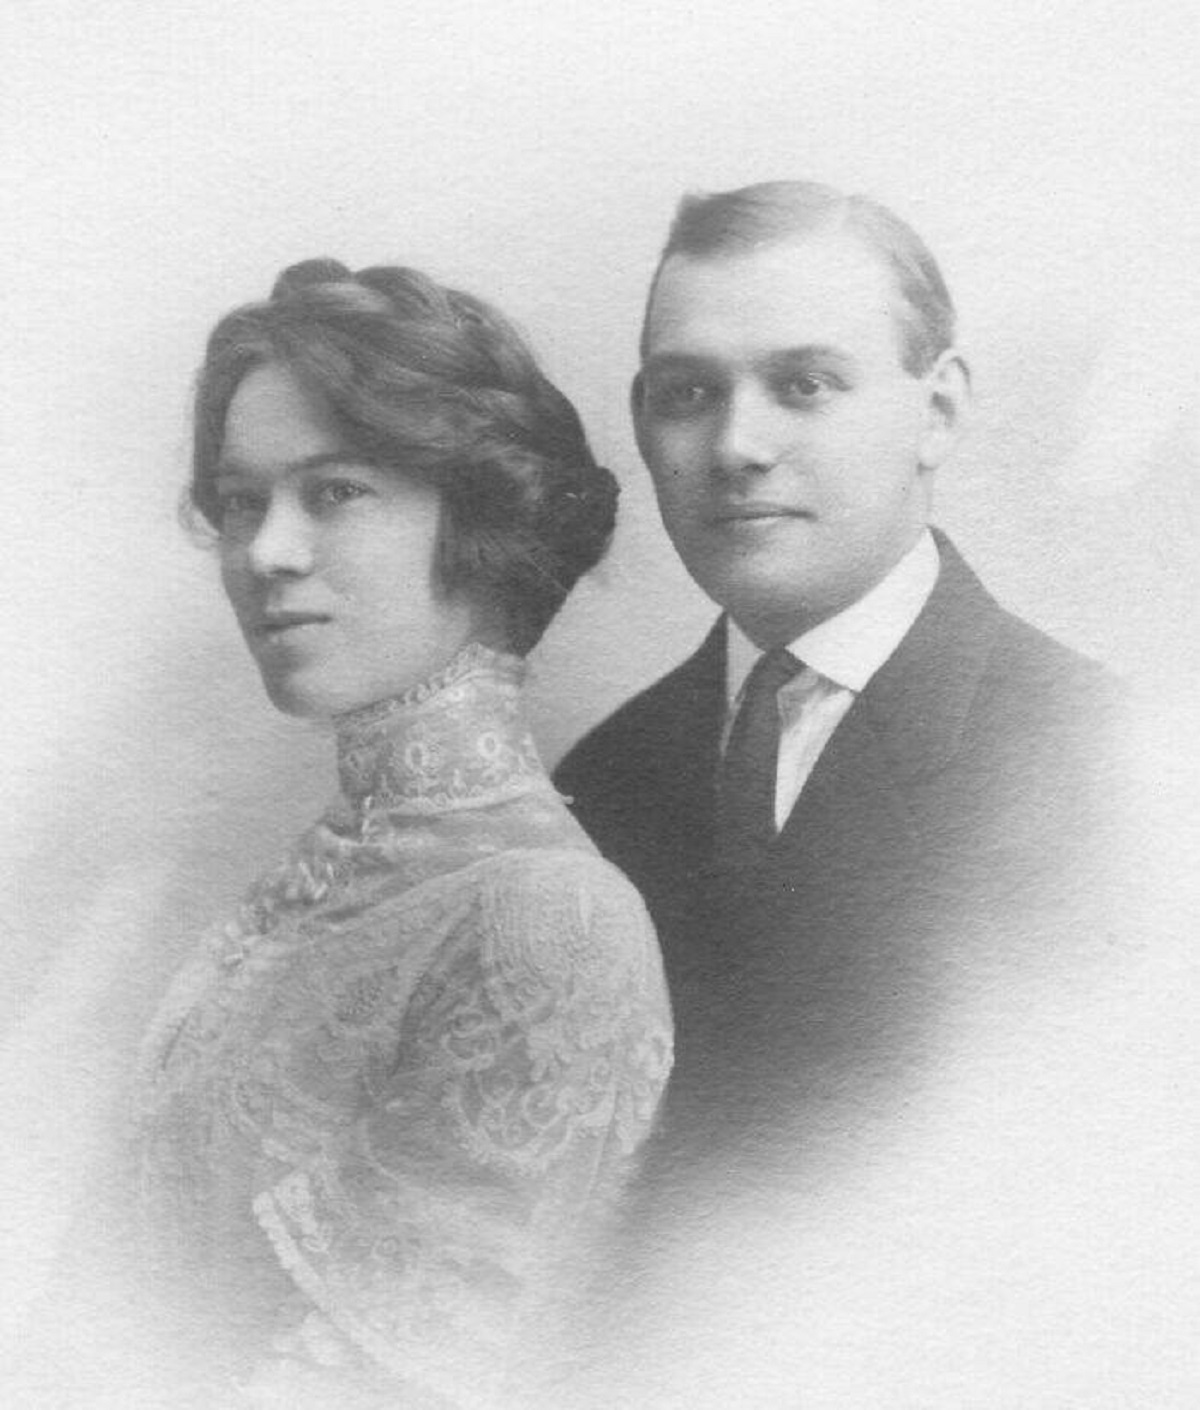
726, 528, 940, 709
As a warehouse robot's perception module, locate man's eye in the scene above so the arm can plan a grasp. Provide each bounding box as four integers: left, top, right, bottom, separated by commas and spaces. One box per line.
779, 373, 831, 404
647, 380, 718, 416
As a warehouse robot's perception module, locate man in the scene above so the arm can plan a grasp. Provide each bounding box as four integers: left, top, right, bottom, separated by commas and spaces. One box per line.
555, 182, 1126, 1173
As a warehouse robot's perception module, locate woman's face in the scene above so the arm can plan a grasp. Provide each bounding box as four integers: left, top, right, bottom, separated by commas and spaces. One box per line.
213, 361, 481, 719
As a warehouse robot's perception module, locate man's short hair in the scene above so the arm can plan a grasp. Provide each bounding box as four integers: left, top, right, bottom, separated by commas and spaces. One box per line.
644, 180, 956, 376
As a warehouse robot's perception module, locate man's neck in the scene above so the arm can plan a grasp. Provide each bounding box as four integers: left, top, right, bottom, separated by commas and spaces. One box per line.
725, 529, 941, 701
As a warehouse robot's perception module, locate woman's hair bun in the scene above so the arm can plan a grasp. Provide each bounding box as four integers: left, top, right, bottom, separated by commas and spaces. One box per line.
270, 258, 354, 300
545, 459, 620, 561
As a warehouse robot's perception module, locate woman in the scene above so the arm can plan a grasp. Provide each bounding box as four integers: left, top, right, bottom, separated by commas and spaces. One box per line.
131, 260, 672, 1408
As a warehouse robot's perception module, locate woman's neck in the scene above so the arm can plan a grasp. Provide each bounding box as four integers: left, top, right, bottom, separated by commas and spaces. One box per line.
333, 642, 546, 815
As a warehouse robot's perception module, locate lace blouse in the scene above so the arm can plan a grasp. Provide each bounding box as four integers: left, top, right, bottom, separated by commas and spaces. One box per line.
133, 645, 672, 1408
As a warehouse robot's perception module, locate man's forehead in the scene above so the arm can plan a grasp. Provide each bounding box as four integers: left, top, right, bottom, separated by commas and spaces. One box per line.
643, 233, 901, 356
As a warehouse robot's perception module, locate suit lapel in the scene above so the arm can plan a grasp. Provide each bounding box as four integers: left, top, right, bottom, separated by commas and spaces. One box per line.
861, 530, 1001, 781
769, 531, 1003, 874
772, 698, 918, 880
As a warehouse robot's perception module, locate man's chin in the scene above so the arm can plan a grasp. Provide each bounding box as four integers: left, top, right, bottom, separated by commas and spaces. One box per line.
691, 563, 828, 645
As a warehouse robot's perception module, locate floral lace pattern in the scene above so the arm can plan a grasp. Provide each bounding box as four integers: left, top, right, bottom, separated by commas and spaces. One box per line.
334, 643, 547, 815
133, 646, 672, 1407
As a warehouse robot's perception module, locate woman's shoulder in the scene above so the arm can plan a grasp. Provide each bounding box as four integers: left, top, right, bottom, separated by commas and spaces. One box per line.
486, 840, 644, 888
466, 846, 664, 994
477, 844, 655, 928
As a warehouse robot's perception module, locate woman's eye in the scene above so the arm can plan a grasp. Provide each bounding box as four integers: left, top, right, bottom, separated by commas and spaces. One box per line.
313, 480, 371, 509
215, 492, 264, 526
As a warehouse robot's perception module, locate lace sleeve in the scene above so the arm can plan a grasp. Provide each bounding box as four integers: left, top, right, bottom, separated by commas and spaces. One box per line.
251, 849, 672, 1408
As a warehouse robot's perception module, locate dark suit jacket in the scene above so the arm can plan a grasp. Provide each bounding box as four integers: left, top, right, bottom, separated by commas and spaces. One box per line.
555, 533, 1128, 1176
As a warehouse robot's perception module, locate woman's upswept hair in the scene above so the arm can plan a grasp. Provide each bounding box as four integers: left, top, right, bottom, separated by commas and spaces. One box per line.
645, 180, 956, 376
193, 259, 618, 653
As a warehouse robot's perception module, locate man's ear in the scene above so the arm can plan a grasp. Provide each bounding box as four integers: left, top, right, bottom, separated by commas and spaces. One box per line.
918, 349, 971, 472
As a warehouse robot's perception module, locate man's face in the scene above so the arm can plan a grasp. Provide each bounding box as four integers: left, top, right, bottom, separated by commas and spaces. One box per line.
634, 233, 956, 645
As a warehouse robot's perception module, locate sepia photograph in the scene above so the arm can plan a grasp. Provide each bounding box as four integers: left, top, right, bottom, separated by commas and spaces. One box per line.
2, 2, 1197, 1406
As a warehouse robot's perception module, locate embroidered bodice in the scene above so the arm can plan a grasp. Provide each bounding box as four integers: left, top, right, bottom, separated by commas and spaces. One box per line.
134, 645, 672, 1408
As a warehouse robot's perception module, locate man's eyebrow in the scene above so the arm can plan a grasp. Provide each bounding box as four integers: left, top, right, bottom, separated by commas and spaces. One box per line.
761, 345, 858, 370
640, 353, 719, 375
212, 451, 365, 481
642, 345, 858, 374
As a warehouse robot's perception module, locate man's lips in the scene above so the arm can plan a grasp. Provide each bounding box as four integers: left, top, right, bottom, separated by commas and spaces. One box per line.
705, 502, 814, 524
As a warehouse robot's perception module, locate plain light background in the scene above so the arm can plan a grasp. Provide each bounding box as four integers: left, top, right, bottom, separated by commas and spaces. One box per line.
1, 2, 1197, 1402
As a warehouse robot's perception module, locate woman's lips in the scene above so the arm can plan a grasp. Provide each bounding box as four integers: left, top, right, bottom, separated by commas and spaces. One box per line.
254, 612, 332, 638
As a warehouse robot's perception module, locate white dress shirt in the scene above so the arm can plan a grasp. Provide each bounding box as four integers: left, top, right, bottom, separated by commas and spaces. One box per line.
725, 530, 940, 831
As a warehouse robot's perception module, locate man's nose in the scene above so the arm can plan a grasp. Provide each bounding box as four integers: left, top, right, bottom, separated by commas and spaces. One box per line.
711, 384, 786, 476
246, 500, 316, 578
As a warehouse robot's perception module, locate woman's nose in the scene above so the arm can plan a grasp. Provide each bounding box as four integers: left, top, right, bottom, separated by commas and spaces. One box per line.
246, 500, 316, 578
712, 384, 786, 476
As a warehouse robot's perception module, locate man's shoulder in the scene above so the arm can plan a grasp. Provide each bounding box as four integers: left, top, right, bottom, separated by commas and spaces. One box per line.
554, 623, 724, 792
859, 533, 1128, 796
923, 532, 1125, 712
553, 625, 726, 914
981, 593, 1125, 728
916, 548, 1131, 847
558, 662, 686, 763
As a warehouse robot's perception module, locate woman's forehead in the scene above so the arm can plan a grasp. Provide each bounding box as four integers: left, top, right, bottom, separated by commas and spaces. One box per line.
219, 363, 346, 475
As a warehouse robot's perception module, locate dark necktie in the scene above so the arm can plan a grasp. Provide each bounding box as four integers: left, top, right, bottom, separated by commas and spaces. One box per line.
716, 647, 801, 862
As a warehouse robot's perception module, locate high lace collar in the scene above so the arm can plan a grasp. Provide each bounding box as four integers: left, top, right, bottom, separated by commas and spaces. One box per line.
333, 643, 548, 816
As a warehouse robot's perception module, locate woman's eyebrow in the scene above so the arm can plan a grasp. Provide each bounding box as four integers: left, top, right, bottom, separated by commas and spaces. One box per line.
213, 451, 363, 481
